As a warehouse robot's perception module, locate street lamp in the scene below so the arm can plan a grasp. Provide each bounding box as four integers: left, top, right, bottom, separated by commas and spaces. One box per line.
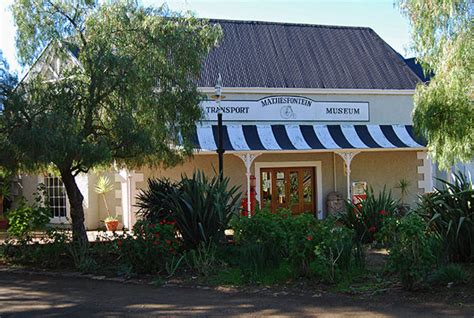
211, 74, 225, 181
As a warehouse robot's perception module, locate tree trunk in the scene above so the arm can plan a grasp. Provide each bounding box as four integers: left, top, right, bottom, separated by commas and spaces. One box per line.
60, 169, 88, 244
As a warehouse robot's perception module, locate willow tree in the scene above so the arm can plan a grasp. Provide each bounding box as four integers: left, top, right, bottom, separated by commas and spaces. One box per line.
3, 1, 221, 243
398, 0, 473, 170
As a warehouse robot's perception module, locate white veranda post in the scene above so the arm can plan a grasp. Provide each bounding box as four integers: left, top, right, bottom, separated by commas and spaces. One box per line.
236, 153, 261, 218
335, 151, 360, 200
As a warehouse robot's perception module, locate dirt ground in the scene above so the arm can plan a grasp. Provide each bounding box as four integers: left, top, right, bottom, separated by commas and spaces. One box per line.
0, 271, 472, 317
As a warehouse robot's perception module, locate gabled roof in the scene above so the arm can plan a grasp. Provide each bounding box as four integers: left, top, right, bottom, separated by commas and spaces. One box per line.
198, 20, 421, 90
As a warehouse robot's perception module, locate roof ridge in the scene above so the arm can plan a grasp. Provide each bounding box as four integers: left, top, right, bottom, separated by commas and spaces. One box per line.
208, 18, 373, 31
364, 28, 421, 84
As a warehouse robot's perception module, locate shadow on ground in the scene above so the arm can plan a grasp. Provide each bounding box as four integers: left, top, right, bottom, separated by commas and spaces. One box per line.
0, 272, 471, 317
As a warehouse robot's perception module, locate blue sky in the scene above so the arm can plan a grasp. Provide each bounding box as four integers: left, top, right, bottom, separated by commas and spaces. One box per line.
0, 0, 413, 75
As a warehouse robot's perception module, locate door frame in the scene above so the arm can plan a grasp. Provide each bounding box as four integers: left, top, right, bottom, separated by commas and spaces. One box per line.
255, 161, 323, 219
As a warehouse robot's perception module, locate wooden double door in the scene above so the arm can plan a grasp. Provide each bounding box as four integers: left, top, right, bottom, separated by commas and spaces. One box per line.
260, 167, 316, 214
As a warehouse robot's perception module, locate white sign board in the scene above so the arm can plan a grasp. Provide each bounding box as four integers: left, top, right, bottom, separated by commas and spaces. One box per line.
201, 96, 369, 122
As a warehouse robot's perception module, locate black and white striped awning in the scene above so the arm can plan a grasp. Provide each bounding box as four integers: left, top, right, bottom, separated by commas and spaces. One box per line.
192, 124, 425, 152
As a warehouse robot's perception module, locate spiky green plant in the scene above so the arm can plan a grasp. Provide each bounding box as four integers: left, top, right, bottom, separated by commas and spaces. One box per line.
94, 176, 114, 219
137, 170, 242, 249
337, 186, 398, 244
417, 172, 473, 262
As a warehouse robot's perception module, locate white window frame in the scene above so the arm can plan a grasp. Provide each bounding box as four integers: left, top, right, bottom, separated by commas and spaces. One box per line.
255, 161, 323, 219
37, 175, 70, 224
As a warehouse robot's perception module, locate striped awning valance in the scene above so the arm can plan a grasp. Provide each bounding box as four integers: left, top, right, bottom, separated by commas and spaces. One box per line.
193, 124, 426, 152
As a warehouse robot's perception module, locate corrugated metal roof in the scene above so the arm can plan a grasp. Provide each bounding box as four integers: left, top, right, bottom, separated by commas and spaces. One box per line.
198, 20, 421, 89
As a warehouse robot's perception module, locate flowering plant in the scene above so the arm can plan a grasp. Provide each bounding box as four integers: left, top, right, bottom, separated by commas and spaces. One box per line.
115, 220, 180, 274
337, 186, 398, 244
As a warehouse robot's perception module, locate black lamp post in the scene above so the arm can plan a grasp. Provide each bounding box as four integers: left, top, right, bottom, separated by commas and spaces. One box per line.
213, 74, 225, 181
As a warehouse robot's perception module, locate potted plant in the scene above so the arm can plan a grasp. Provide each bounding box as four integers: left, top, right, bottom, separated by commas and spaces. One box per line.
0, 169, 11, 230
94, 176, 118, 231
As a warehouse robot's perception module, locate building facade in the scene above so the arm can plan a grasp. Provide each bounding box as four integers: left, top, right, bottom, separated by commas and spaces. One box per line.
19, 20, 434, 230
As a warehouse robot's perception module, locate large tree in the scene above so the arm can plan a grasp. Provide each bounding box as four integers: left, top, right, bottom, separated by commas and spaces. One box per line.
2, 1, 221, 243
398, 0, 473, 170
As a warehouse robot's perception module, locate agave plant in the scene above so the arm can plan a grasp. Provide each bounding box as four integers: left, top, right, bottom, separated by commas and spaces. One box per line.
137, 170, 242, 249
136, 178, 177, 223
417, 172, 473, 262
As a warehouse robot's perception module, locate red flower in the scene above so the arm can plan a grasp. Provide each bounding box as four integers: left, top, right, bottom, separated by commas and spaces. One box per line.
306, 235, 313, 241
155, 233, 160, 238
153, 241, 159, 245
379, 210, 388, 216
169, 247, 174, 252
165, 240, 171, 245
117, 240, 123, 247
368, 226, 377, 233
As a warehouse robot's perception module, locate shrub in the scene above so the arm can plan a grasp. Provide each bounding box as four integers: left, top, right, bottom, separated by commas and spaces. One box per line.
429, 264, 470, 286
184, 241, 221, 277
7, 187, 51, 240
115, 220, 180, 274
137, 171, 242, 249
416, 172, 473, 262
231, 208, 286, 274
136, 178, 177, 223
337, 186, 398, 244
3, 229, 71, 268
310, 222, 355, 283
380, 212, 436, 290
231, 208, 357, 281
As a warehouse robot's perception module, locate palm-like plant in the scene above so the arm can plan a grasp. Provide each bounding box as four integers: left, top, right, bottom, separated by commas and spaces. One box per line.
417, 172, 473, 262
94, 176, 115, 221
137, 171, 242, 249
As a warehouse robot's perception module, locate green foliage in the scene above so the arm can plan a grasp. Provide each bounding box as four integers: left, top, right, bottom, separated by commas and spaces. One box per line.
398, 0, 473, 168
94, 176, 113, 195
114, 220, 180, 274
136, 178, 177, 223
379, 212, 436, 290
68, 242, 97, 273
95, 175, 114, 217
232, 208, 357, 282
429, 264, 470, 286
337, 187, 398, 244
184, 241, 221, 277
3, 229, 70, 268
7, 187, 51, 239
137, 171, 242, 249
231, 208, 287, 275
417, 172, 474, 262
4, 1, 222, 242
311, 223, 355, 283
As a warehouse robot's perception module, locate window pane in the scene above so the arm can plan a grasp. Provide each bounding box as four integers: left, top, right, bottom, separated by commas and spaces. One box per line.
289, 171, 299, 206
276, 171, 286, 204
303, 169, 313, 203
261, 171, 272, 208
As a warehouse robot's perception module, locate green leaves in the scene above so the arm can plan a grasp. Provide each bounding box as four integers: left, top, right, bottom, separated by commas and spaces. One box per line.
398, 0, 473, 169
4, 1, 221, 241
417, 172, 474, 262
137, 171, 242, 249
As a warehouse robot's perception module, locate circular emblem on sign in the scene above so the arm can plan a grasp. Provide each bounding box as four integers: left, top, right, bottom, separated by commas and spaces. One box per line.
280, 105, 295, 119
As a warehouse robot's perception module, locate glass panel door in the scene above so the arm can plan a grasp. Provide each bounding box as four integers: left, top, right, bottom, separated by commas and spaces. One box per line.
261, 170, 273, 210
289, 170, 300, 214
260, 167, 316, 214
275, 170, 287, 210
